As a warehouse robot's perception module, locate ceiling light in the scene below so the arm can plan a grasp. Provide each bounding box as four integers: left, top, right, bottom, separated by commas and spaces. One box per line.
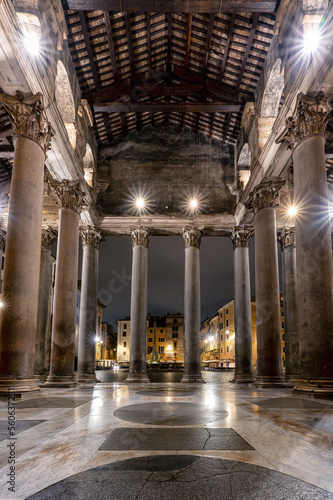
303, 26, 320, 54
190, 199, 197, 209
25, 35, 40, 56
136, 197, 145, 209
288, 206, 297, 217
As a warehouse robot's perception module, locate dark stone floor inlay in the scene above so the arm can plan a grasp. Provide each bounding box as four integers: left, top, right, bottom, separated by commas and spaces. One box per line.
14, 397, 94, 409
0, 420, 45, 441
113, 402, 228, 425
100, 427, 253, 451
27, 455, 333, 500
136, 388, 195, 397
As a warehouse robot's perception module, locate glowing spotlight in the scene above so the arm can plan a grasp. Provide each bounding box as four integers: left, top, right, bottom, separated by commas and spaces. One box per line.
209, 335, 214, 342
95, 335, 101, 343
303, 26, 320, 54
136, 197, 145, 209
288, 206, 297, 217
0, 300, 3, 309
190, 199, 198, 209
25, 35, 40, 56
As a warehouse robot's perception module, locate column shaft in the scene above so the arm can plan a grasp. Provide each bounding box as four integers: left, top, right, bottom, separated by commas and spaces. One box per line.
34, 242, 53, 378
181, 228, 204, 383
0, 136, 45, 393
234, 245, 254, 383
46, 207, 80, 386
127, 242, 149, 382
255, 206, 283, 384
293, 135, 333, 389
77, 229, 101, 383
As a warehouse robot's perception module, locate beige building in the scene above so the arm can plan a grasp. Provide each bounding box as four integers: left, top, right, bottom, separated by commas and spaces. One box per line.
116, 318, 131, 364
202, 297, 285, 369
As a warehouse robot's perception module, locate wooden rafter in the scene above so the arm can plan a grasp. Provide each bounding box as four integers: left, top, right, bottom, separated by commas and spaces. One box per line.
95, 102, 243, 112
62, 1, 277, 14
103, 12, 118, 80
0, 145, 14, 158
147, 13, 151, 70
236, 12, 260, 89
78, 11, 100, 89
185, 13, 193, 71
219, 13, 235, 83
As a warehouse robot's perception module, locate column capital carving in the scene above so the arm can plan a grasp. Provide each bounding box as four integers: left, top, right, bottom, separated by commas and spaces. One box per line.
52, 180, 85, 213
278, 226, 296, 250
0, 229, 6, 252
276, 92, 331, 150
130, 227, 150, 248
0, 91, 54, 154
80, 226, 103, 249
41, 227, 57, 250
246, 177, 285, 214
231, 226, 254, 249
182, 227, 201, 249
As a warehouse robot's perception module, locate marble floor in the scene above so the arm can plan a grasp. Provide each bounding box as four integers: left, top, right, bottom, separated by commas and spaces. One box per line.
0, 381, 332, 499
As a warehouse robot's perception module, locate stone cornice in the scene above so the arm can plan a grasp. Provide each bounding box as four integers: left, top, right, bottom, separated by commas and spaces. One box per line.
246, 177, 285, 214
130, 227, 150, 248
231, 226, 254, 249
41, 227, 57, 250
0, 229, 6, 252
80, 226, 103, 249
278, 226, 296, 250
276, 92, 331, 150
0, 91, 54, 154
182, 227, 201, 249
52, 180, 85, 213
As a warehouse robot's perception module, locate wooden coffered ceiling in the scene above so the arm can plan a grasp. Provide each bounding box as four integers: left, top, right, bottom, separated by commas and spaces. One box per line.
63, 2, 276, 144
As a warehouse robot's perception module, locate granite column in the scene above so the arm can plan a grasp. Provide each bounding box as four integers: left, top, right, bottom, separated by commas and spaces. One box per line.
126, 227, 149, 383
247, 178, 284, 386
277, 93, 333, 393
0, 92, 53, 394
181, 228, 204, 383
231, 226, 254, 383
34, 227, 57, 380
77, 227, 102, 383
278, 227, 299, 383
46, 181, 83, 387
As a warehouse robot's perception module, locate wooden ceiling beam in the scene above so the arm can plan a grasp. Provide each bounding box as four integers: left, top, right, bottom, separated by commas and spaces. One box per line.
219, 13, 235, 83
147, 13, 152, 70
103, 12, 118, 80
0, 145, 14, 157
185, 13, 193, 71
78, 11, 100, 89
62, 1, 277, 14
236, 12, 260, 88
124, 12, 135, 82
95, 102, 243, 112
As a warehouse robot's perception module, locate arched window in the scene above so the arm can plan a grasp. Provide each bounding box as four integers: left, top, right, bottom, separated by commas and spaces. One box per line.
55, 60, 76, 148
83, 144, 94, 188
238, 143, 251, 189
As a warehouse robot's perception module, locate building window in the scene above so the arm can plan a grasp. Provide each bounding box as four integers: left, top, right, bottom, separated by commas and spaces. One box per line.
124, 323, 127, 329
158, 346, 164, 354
172, 326, 178, 332
226, 319, 229, 327
283, 346, 285, 353
219, 322, 223, 330
281, 311, 284, 317
148, 337, 153, 343
148, 346, 153, 353
227, 346, 229, 353
220, 334, 223, 341
158, 337, 165, 342
226, 333, 229, 340
282, 334, 285, 341
172, 332, 178, 339
226, 308, 229, 315
150, 329, 153, 333
160, 329, 163, 333
123, 342, 126, 348
282, 321, 285, 329
173, 342, 177, 350
123, 351, 126, 356
220, 312, 222, 318
221, 347, 223, 353
173, 319, 177, 323
123, 332, 126, 337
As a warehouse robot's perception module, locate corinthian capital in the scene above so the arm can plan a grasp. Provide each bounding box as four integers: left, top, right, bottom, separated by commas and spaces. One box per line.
182, 227, 201, 249
130, 227, 150, 248
278, 227, 296, 250
246, 177, 285, 214
80, 226, 103, 249
41, 227, 57, 250
0, 229, 6, 252
276, 93, 331, 150
0, 91, 54, 154
52, 180, 85, 213
231, 226, 254, 249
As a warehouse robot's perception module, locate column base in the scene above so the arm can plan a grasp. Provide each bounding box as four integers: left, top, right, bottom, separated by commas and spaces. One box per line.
284, 375, 299, 385
76, 374, 99, 384
34, 374, 47, 383
233, 377, 255, 384
44, 375, 77, 388
294, 379, 333, 395
0, 377, 40, 395
181, 374, 205, 383
126, 374, 150, 383
255, 375, 285, 388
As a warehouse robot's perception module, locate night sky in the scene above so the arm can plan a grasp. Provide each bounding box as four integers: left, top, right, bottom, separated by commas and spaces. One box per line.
86, 235, 266, 329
